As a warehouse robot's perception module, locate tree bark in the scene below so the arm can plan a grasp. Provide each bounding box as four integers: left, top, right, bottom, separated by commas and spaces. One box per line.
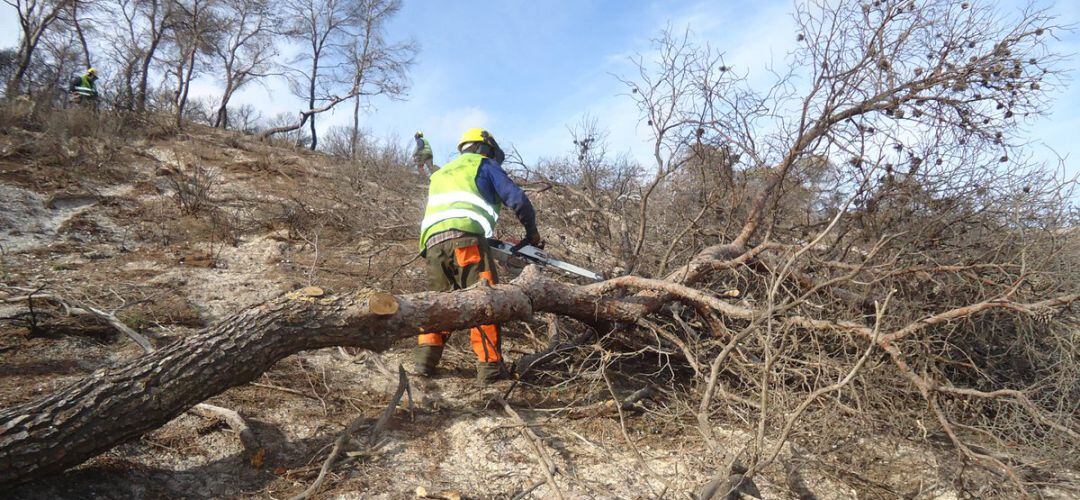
174, 0, 206, 128
214, 80, 234, 128
351, 93, 360, 159
71, 1, 92, 69
176, 46, 198, 127
0, 269, 652, 486
0, 209, 766, 486
1, 237, 1069, 488
135, 0, 171, 112
6, 0, 68, 97
307, 54, 319, 150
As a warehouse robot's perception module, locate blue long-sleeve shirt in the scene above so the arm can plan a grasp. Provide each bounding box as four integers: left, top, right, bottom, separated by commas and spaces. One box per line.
475, 158, 537, 235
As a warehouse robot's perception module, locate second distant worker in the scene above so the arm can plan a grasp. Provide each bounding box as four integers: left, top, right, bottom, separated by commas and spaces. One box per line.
414, 131, 435, 176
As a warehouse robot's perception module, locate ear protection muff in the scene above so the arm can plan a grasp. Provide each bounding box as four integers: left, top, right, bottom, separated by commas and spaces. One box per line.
479, 130, 506, 165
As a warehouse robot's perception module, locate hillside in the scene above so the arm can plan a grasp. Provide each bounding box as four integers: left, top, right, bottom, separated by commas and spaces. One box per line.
0, 117, 715, 498
1, 112, 1077, 499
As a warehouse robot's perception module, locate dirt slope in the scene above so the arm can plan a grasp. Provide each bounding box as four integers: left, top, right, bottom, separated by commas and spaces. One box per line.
1, 121, 1068, 499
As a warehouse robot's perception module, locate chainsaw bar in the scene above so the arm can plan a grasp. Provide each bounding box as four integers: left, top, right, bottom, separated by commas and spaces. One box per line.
488, 239, 602, 281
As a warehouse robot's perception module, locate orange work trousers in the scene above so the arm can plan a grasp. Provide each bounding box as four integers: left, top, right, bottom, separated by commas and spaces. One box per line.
417, 235, 501, 362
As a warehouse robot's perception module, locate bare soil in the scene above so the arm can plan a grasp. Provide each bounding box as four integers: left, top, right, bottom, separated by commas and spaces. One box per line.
1, 123, 1072, 499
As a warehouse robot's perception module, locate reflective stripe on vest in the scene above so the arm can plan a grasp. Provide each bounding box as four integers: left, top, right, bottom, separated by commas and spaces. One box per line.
425, 192, 499, 221
75, 75, 96, 96
420, 207, 493, 238
418, 153, 501, 250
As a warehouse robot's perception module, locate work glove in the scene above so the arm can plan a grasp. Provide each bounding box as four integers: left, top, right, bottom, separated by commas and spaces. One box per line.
524, 228, 544, 249
509, 229, 544, 255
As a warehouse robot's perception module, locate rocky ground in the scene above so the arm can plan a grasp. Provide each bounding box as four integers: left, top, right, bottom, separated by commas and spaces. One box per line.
1, 120, 1071, 499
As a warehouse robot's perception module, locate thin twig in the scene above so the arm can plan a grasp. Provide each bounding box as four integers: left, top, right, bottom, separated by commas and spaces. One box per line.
495, 396, 565, 500
290, 365, 409, 500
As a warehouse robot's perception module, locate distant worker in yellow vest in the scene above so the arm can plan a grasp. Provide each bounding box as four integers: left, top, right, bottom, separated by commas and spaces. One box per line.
69, 68, 99, 105
413, 131, 435, 176
415, 127, 542, 384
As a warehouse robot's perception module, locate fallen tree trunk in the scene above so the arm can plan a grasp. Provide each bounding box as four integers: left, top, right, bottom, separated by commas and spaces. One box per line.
4, 248, 1070, 489
0, 267, 660, 486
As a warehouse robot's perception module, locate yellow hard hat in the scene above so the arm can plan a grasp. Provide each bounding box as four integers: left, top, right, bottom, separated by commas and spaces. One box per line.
87, 68, 97, 75
415, 131, 423, 137
457, 127, 490, 151
457, 127, 505, 163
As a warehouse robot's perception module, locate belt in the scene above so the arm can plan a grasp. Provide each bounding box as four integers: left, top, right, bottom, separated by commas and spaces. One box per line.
425, 229, 472, 248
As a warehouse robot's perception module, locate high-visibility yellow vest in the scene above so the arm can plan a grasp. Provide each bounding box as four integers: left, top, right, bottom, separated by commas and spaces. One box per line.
74, 75, 96, 97
418, 153, 500, 250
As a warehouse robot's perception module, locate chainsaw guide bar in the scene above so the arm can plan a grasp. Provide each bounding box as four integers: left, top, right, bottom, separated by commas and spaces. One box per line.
488, 239, 603, 282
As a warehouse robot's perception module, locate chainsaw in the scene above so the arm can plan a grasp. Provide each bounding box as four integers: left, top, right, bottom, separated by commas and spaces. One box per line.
488, 238, 602, 281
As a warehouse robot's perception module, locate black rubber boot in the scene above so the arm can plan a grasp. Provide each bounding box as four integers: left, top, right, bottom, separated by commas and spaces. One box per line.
412, 345, 444, 377
476, 361, 510, 386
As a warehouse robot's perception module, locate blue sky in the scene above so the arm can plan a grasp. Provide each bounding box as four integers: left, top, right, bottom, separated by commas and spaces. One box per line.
2, 0, 1078, 176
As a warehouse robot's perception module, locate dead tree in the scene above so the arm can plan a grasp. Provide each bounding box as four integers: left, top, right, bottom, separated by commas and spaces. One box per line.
211, 0, 276, 129
0, 270, 635, 485
519, 1, 1077, 493
1, 244, 1072, 488
344, 0, 416, 159
133, 0, 176, 111
101, 0, 176, 111
168, 0, 218, 127
65, 0, 92, 68
272, 0, 361, 150
615, 0, 1078, 493
3, 0, 72, 96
